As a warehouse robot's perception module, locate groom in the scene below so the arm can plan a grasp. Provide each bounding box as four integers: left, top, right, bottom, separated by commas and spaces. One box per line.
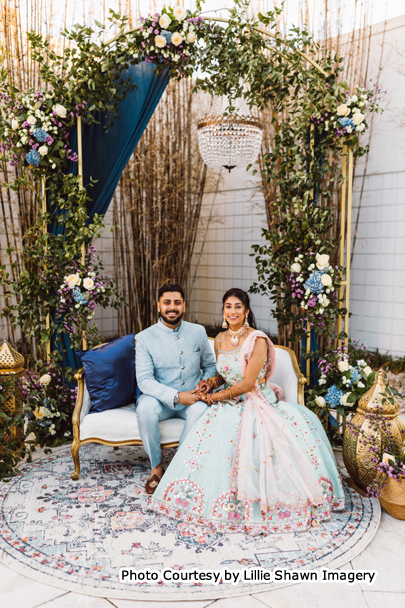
135, 283, 216, 494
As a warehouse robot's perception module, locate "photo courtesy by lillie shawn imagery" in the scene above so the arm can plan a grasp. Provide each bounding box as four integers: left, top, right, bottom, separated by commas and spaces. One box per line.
119, 567, 378, 586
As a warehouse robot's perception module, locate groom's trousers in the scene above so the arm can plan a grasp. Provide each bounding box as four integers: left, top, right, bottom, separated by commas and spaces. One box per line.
136, 395, 207, 469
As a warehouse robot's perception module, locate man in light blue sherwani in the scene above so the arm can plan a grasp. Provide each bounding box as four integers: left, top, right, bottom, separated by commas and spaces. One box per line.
135, 284, 216, 494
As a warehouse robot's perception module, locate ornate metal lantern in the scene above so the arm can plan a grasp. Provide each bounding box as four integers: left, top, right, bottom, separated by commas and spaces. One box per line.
197, 96, 263, 172
343, 370, 405, 491
0, 339, 25, 447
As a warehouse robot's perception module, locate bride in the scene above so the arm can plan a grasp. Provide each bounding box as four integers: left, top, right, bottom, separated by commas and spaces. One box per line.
148, 288, 345, 534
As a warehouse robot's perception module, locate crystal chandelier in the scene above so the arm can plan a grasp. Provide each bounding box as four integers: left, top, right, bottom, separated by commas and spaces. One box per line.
197, 96, 263, 172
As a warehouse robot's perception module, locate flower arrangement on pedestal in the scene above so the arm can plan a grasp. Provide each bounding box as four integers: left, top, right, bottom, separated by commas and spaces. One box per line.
307, 340, 375, 415
0, 90, 84, 171
22, 361, 77, 447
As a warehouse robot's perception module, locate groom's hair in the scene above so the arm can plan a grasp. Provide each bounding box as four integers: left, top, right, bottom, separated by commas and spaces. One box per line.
158, 283, 185, 301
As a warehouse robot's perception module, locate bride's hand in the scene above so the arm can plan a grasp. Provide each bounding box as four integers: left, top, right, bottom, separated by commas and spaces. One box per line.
194, 391, 208, 403
195, 379, 213, 394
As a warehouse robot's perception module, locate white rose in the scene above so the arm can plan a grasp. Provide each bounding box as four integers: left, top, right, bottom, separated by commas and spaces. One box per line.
321, 274, 332, 287
11, 118, 19, 129
337, 104, 350, 117
319, 377, 327, 385
65, 273, 81, 288
358, 381, 365, 388
54, 104, 67, 118
346, 126, 353, 134
322, 296, 330, 307
291, 262, 301, 273
27, 115, 36, 125
357, 359, 367, 368
350, 95, 358, 103
38, 145, 48, 156
316, 253, 329, 270
171, 32, 183, 46
363, 366, 373, 377
21, 136, 28, 145
340, 392, 351, 406
154, 35, 167, 48
173, 6, 186, 20
356, 123, 365, 133
315, 396, 326, 408
39, 373, 52, 386
159, 14, 171, 28
361, 94, 368, 100
186, 31, 196, 43
49, 424, 56, 435
83, 277, 95, 291
338, 360, 350, 372
172, 54, 180, 62
352, 112, 364, 126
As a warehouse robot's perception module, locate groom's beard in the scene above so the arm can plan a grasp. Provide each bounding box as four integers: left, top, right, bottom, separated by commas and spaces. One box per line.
160, 311, 184, 325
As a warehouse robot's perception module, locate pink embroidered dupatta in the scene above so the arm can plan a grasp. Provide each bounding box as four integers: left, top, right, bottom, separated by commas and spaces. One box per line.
229, 330, 325, 513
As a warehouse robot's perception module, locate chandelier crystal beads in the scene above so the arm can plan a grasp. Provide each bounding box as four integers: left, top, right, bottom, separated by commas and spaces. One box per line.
197, 96, 263, 172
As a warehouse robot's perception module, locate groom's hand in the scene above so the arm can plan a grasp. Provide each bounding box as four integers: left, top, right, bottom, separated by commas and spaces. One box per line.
178, 390, 200, 406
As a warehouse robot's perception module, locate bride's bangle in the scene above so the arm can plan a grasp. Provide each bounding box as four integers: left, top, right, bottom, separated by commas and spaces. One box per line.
207, 376, 221, 389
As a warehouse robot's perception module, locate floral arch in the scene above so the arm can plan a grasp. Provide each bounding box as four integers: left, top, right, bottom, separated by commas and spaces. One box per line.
0, 0, 381, 389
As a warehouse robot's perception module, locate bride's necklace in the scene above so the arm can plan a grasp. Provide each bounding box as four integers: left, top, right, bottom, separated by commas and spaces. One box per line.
228, 325, 249, 346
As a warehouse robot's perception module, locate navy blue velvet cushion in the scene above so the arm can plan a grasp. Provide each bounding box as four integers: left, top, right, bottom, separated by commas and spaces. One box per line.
76, 334, 136, 413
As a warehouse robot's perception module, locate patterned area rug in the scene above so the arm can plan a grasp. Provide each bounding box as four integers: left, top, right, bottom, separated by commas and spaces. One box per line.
0, 444, 380, 600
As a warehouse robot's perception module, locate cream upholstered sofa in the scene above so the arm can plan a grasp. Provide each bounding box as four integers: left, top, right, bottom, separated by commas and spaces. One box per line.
70, 339, 306, 480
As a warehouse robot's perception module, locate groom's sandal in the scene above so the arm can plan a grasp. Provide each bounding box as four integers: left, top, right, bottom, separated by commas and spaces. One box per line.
145, 474, 162, 495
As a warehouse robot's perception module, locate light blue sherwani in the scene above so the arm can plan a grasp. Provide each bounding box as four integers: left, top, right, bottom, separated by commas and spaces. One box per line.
135, 319, 217, 468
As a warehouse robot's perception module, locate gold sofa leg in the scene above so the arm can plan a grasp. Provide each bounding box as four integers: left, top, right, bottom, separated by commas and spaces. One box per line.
71, 438, 81, 480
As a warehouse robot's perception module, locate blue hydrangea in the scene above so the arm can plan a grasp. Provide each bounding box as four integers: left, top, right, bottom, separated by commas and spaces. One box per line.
304, 270, 324, 295
325, 385, 344, 408
26, 149, 41, 166
72, 286, 89, 305
33, 127, 48, 143
349, 366, 362, 386
338, 117, 355, 129
161, 29, 172, 43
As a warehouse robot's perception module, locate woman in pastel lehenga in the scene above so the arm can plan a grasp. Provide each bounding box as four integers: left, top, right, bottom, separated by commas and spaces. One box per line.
148, 288, 345, 534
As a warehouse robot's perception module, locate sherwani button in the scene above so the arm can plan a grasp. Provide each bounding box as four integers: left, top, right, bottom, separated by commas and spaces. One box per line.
181, 366, 185, 370
181, 381, 185, 385
180, 351, 183, 355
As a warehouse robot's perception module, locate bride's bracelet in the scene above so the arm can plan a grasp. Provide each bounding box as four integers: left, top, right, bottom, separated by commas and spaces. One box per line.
211, 387, 234, 403
207, 375, 222, 389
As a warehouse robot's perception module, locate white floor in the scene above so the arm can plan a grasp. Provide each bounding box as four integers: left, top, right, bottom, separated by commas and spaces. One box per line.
1, 447, 404, 608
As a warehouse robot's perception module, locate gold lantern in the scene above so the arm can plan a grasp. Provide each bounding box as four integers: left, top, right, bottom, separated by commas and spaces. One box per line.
0, 339, 25, 448
343, 369, 405, 492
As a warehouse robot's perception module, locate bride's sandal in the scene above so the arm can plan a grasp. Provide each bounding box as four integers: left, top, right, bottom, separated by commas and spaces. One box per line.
145, 473, 162, 495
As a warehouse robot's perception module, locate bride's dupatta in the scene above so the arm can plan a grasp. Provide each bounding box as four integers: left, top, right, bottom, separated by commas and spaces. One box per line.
229, 330, 326, 513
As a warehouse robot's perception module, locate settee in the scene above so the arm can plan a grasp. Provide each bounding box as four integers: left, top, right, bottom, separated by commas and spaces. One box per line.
70, 338, 306, 480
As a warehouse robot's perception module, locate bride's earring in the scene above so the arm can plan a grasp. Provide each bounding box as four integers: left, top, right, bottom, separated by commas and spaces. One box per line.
222, 315, 228, 329
244, 314, 249, 328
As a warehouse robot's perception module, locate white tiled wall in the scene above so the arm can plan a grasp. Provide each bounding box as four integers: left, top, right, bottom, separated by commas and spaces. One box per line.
187, 167, 277, 337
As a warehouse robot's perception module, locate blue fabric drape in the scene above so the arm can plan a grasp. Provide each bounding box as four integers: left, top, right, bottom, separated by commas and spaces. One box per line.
49, 61, 170, 369
69, 61, 170, 222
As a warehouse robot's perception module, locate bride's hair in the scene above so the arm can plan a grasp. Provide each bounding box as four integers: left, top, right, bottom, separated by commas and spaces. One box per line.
222, 288, 257, 329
